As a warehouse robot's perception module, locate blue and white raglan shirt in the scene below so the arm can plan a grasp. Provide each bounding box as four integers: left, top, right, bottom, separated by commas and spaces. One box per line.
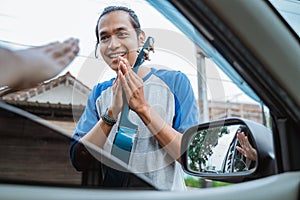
70, 68, 199, 191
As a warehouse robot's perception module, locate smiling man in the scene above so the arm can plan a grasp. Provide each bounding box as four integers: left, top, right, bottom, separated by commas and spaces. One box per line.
70, 6, 199, 191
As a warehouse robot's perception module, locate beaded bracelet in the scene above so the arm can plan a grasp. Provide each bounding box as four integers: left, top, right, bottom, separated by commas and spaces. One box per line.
101, 108, 117, 126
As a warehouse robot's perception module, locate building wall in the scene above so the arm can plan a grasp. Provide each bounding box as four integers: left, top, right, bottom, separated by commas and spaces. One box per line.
0, 107, 82, 186
206, 101, 267, 125
29, 84, 88, 105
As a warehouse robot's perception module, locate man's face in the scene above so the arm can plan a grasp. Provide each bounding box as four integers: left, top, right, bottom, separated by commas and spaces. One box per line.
97, 11, 143, 71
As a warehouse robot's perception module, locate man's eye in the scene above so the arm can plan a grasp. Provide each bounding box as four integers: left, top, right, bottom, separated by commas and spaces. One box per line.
117, 32, 129, 38
100, 35, 109, 42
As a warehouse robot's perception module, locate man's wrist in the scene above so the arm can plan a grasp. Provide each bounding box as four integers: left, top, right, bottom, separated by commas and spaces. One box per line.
101, 108, 117, 126
107, 107, 116, 119
136, 104, 151, 125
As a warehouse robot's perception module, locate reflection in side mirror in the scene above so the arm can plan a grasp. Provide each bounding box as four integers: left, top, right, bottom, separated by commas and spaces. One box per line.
187, 124, 257, 174
181, 118, 275, 183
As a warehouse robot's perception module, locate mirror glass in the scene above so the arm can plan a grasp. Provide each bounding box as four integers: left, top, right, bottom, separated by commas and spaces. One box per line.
187, 124, 257, 174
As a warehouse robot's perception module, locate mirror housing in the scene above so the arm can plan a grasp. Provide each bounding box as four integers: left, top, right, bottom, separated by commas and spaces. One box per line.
181, 118, 275, 183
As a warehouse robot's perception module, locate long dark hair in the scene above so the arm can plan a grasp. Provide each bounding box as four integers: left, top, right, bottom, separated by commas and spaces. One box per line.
94, 6, 142, 57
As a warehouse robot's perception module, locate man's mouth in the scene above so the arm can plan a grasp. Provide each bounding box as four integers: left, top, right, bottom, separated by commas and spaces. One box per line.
108, 52, 126, 59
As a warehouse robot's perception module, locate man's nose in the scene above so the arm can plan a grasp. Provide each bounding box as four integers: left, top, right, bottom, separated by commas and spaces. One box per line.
108, 35, 121, 50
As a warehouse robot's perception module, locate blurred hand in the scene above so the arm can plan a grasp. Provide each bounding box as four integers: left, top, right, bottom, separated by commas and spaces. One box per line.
2, 38, 79, 89
236, 131, 257, 161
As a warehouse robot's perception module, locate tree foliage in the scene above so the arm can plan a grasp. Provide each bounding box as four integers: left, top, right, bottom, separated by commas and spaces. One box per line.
188, 126, 229, 171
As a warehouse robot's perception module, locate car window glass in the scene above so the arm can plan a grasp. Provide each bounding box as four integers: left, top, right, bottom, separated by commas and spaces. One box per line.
0, 106, 82, 186
0, 0, 273, 191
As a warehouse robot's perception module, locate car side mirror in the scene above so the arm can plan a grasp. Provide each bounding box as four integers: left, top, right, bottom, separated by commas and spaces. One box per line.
181, 118, 275, 183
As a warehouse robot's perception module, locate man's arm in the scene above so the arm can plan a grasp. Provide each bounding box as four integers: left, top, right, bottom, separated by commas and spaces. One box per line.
118, 57, 198, 162
136, 105, 183, 162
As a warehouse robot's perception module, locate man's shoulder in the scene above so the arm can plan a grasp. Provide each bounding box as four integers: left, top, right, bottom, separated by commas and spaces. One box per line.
150, 68, 191, 93
91, 78, 115, 99
152, 68, 190, 84
152, 68, 187, 80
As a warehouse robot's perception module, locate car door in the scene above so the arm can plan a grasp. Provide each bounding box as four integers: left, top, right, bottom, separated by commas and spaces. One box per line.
145, 0, 299, 199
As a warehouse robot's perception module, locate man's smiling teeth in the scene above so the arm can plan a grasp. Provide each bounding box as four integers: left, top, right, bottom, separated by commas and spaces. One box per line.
109, 53, 125, 58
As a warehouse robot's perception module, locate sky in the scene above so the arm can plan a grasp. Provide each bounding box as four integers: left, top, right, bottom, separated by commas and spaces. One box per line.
0, 0, 192, 85
270, 0, 300, 37
1, 0, 298, 104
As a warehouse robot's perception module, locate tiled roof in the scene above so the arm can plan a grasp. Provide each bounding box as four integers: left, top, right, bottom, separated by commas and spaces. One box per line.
0, 72, 91, 102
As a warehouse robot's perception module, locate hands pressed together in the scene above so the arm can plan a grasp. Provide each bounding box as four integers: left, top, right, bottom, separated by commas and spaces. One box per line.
110, 57, 149, 119
108, 57, 181, 161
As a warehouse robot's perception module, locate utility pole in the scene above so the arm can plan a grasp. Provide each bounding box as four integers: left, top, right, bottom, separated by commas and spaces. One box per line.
196, 48, 210, 188
196, 49, 209, 123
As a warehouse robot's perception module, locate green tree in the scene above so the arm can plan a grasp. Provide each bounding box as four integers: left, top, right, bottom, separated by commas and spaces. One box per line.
188, 126, 229, 171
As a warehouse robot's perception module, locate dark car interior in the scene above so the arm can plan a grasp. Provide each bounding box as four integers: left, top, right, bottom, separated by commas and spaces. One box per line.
0, 102, 156, 190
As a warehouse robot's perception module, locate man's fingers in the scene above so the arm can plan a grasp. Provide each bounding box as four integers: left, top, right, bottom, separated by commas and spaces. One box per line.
236, 146, 245, 155
119, 59, 127, 75
119, 59, 142, 93
112, 76, 120, 92
237, 131, 245, 146
119, 69, 132, 102
118, 57, 131, 74
125, 70, 143, 94
244, 136, 251, 148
